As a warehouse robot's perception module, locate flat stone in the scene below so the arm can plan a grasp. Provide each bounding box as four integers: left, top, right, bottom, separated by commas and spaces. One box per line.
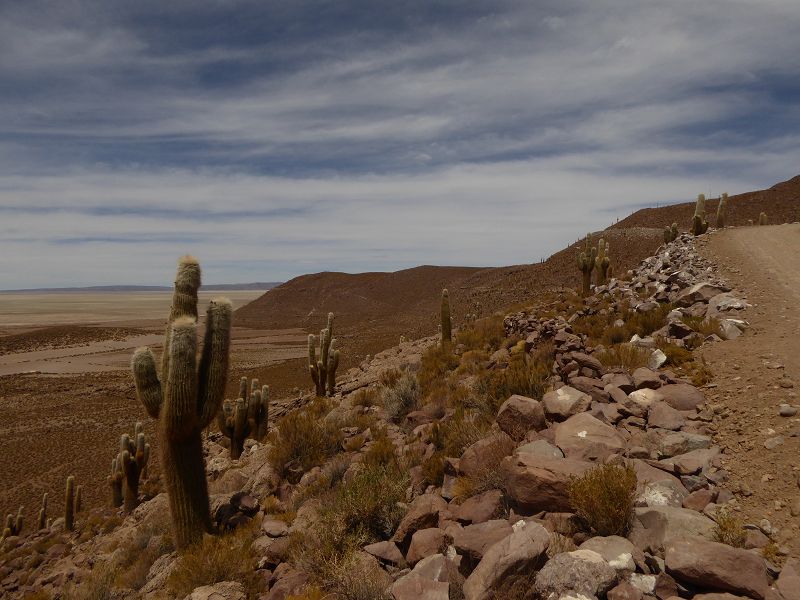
554, 412, 626, 462
633, 368, 662, 390
647, 402, 686, 431
364, 540, 406, 567
658, 384, 705, 411
407, 528, 448, 566
515, 439, 564, 460
579, 536, 640, 572
502, 454, 592, 513
452, 489, 504, 524
496, 394, 546, 440
542, 386, 592, 422
628, 506, 715, 554
534, 549, 618, 599
452, 519, 513, 570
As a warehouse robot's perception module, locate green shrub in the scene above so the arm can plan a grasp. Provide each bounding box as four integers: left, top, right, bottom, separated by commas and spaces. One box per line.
380, 371, 421, 421
568, 462, 637, 536
478, 341, 553, 408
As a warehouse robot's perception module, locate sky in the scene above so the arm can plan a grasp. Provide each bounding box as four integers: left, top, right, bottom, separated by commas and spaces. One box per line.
1, 0, 799, 288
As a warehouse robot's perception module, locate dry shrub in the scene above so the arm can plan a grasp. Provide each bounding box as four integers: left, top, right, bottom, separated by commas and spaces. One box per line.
690, 357, 714, 386
457, 349, 490, 375
362, 428, 397, 467
762, 541, 782, 566
456, 314, 506, 352
433, 410, 492, 457
682, 315, 722, 337
568, 462, 637, 536
453, 434, 515, 501
478, 341, 553, 408
421, 452, 445, 486
713, 509, 746, 548
267, 401, 341, 480
417, 343, 460, 393
22, 593, 52, 600
626, 303, 674, 337
351, 387, 379, 407
167, 525, 261, 598
378, 368, 402, 388
654, 341, 693, 366
114, 517, 174, 590
596, 344, 651, 370
380, 371, 421, 421
546, 532, 577, 558
62, 565, 115, 600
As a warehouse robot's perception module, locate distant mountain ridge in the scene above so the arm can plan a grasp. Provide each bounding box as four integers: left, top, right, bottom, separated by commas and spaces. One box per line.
0, 282, 281, 293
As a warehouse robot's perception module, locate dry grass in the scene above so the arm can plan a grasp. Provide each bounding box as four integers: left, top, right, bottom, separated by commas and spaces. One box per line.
380, 371, 421, 421
455, 314, 506, 352
166, 525, 262, 599
546, 532, 577, 558
431, 411, 492, 458
682, 315, 722, 337
712, 509, 746, 548
267, 400, 342, 481
654, 340, 694, 366
351, 387, 379, 407
690, 357, 714, 386
378, 368, 402, 388
596, 344, 651, 370
417, 343, 460, 394
62, 565, 115, 600
421, 452, 445, 487
478, 341, 553, 407
362, 428, 398, 467
568, 462, 637, 536
114, 517, 174, 590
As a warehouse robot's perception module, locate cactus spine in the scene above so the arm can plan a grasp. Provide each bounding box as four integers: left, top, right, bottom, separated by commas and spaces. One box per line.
65, 476, 75, 531
690, 194, 709, 236
759, 212, 768, 225
663, 222, 679, 243
595, 239, 610, 285
38, 493, 48, 530
131, 256, 233, 549
441, 288, 452, 346
577, 234, 597, 296
308, 313, 339, 397
716, 193, 727, 229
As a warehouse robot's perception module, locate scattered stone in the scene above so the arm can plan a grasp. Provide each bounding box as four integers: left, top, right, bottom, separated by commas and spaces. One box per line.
764, 436, 784, 450
779, 404, 798, 417
495, 394, 546, 440
542, 386, 592, 422
534, 549, 618, 599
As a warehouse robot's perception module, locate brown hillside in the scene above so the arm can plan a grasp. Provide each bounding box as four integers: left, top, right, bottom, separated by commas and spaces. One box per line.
611, 174, 800, 231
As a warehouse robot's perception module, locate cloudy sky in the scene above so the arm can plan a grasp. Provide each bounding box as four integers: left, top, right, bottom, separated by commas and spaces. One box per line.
1, 0, 799, 288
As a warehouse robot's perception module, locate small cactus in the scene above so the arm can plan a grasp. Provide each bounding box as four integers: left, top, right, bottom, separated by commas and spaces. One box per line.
38, 493, 48, 530
218, 377, 270, 458
576, 234, 597, 296
75, 486, 83, 514
120, 429, 149, 512
441, 288, 452, 346
595, 239, 611, 285
758, 212, 768, 226
663, 222, 679, 243
2, 507, 24, 539
690, 194, 709, 236
131, 256, 233, 549
716, 193, 727, 229
308, 313, 339, 397
65, 476, 75, 531
109, 456, 124, 508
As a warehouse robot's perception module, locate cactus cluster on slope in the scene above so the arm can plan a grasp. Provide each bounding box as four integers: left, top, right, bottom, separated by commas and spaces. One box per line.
217, 376, 270, 459
576, 234, 612, 296
308, 312, 340, 397
663, 222, 679, 243
2, 507, 23, 539
131, 256, 233, 549
108, 423, 150, 512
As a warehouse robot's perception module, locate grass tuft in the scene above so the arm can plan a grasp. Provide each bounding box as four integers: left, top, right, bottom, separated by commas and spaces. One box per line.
712, 509, 746, 548
568, 462, 637, 536
380, 371, 421, 422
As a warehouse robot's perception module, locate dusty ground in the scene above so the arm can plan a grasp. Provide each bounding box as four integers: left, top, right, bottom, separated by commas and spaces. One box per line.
697, 223, 800, 554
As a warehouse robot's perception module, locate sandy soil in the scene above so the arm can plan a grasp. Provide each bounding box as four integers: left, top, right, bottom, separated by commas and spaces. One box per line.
697, 223, 800, 554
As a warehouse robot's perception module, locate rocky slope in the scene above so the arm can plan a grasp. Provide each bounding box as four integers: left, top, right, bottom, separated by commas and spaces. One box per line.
3, 225, 798, 600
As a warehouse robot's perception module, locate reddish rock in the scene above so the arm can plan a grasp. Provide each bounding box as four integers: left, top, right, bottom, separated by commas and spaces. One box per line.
453, 489, 503, 524
681, 488, 716, 512
648, 401, 686, 431
459, 434, 514, 479
554, 412, 626, 462
658, 384, 705, 411
502, 454, 592, 513
364, 540, 406, 567
633, 367, 662, 390
496, 394, 546, 440
608, 581, 644, 600
665, 537, 768, 600
452, 519, 513, 570
776, 557, 800, 600
407, 528, 448, 566
542, 386, 592, 421
392, 494, 448, 549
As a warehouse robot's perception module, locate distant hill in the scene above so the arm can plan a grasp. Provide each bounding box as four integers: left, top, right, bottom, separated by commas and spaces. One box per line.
0, 283, 281, 293
611, 174, 800, 231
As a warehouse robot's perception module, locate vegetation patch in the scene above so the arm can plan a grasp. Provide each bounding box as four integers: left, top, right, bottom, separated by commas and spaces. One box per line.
568, 462, 637, 536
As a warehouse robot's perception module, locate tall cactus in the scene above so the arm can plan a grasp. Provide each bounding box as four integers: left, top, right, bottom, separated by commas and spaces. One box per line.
577, 234, 597, 296
65, 476, 75, 532
690, 194, 709, 236
38, 493, 48, 530
131, 256, 232, 549
218, 377, 270, 457
2, 507, 23, 539
441, 288, 452, 346
716, 193, 728, 229
308, 312, 339, 397
759, 212, 768, 226
663, 222, 679, 243
595, 239, 611, 285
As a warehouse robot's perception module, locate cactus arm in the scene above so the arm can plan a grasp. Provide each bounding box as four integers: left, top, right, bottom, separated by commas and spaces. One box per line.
197, 298, 233, 429
163, 317, 199, 440
161, 256, 201, 379
132, 348, 162, 419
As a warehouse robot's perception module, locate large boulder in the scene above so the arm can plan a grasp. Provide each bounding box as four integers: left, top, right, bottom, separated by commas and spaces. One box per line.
502, 454, 592, 512
407, 528, 448, 566
392, 494, 448, 549
632, 368, 662, 390
462, 522, 549, 600
554, 412, 626, 462
453, 489, 504, 524
459, 434, 514, 479
776, 557, 800, 600
391, 554, 452, 600
496, 395, 546, 440
184, 581, 246, 600
647, 401, 686, 431
658, 384, 705, 411
534, 549, 618, 599
542, 386, 592, 421
452, 519, 513, 571
665, 537, 769, 599
675, 283, 729, 307
579, 536, 641, 573
628, 506, 715, 554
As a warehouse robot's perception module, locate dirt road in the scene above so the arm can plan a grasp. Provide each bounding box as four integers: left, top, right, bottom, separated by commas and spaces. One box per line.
698, 223, 800, 555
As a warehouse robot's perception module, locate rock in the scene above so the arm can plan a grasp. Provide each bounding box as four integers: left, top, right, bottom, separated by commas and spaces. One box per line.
656, 431, 712, 458
744, 528, 769, 550
452, 519, 513, 570
627, 388, 665, 415
667, 447, 719, 475
462, 522, 549, 600
675, 283, 728, 307
496, 395, 546, 440
718, 320, 743, 340
633, 368, 662, 390
453, 490, 503, 524
516, 439, 564, 460
184, 581, 246, 600
647, 402, 686, 431
608, 581, 643, 600
628, 506, 715, 554
779, 404, 798, 417
649, 349, 668, 370
571, 352, 604, 373
554, 412, 626, 462
542, 386, 592, 422
502, 454, 591, 512
636, 480, 689, 508
776, 557, 800, 600
459, 434, 514, 479
364, 540, 406, 567
261, 519, 289, 538
579, 536, 640, 572
764, 436, 784, 450
665, 537, 768, 599
407, 528, 448, 566
657, 384, 705, 411
392, 494, 448, 548
534, 549, 618, 599
391, 554, 451, 600
681, 489, 715, 512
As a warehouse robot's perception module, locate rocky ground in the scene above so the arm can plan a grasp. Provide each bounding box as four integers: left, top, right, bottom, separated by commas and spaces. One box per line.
1, 225, 799, 600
